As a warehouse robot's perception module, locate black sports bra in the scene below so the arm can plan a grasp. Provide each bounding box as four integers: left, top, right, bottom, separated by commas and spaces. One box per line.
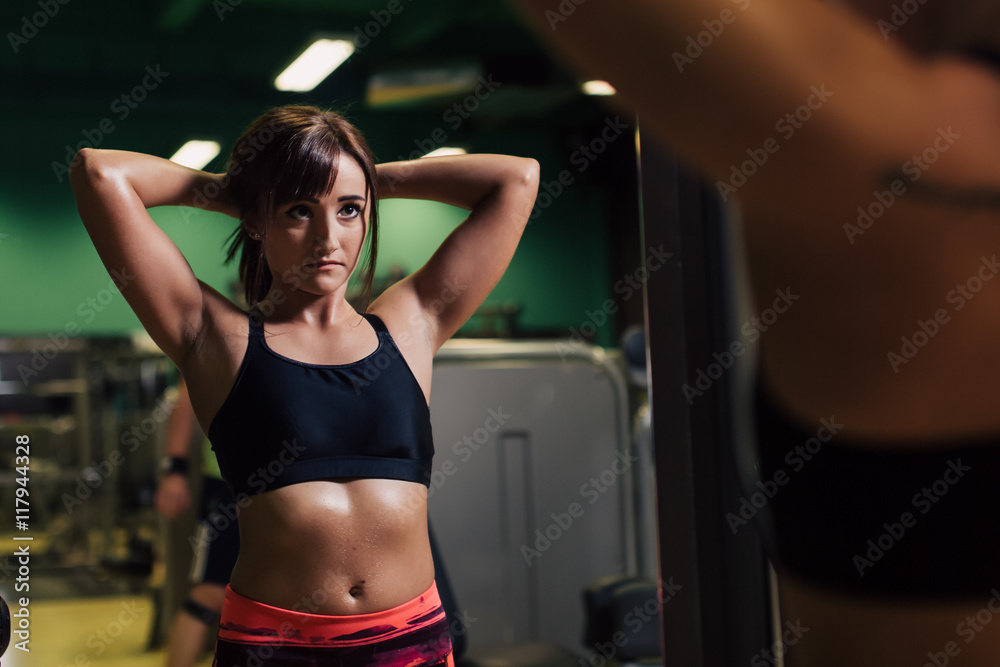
207, 310, 434, 497
752, 377, 1000, 599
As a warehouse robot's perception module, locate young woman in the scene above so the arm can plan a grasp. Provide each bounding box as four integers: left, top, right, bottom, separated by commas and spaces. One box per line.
70, 105, 539, 666
512, 0, 1000, 665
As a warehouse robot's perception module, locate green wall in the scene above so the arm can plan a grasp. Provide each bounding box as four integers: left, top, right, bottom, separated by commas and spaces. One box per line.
0, 133, 619, 345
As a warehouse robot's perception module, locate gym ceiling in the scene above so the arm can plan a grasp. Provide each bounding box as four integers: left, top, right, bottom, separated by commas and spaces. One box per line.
1, 0, 610, 178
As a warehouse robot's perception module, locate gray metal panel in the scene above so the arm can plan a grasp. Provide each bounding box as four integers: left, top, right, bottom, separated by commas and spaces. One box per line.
428, 341, 634, 652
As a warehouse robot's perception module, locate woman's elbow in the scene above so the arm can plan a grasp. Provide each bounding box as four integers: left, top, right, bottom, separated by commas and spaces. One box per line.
508, 158, 540, 228
517, 157, 541, 192
523, 157, 540, 182
68, 147, 108, 190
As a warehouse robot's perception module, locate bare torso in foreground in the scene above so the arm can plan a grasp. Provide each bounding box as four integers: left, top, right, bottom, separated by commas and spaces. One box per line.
741, 55, 1000, 667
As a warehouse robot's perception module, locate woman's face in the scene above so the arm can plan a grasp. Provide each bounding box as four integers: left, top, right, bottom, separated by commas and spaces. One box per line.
257, 155, 370, 299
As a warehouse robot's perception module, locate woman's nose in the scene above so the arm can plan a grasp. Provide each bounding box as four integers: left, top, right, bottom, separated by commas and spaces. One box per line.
313, 215, 339, 252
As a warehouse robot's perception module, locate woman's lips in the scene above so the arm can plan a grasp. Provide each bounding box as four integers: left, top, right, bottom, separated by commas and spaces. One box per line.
306, 260, 343, 271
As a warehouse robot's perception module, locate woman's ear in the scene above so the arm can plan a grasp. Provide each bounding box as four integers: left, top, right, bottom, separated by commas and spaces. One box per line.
244, 218, 263, 241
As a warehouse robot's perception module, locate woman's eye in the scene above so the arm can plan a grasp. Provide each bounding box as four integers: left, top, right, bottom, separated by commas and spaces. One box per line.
285, 204, 311, 220
340, 204, 361, 218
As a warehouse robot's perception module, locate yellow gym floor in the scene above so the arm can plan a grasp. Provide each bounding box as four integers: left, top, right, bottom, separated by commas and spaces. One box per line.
2, 596, 213, 667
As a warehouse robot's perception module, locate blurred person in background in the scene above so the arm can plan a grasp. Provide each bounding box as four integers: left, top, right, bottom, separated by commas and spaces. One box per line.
155, 376, 239, 667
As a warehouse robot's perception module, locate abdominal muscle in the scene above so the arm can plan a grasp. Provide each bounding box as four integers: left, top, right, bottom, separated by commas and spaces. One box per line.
228, 477, 435, 616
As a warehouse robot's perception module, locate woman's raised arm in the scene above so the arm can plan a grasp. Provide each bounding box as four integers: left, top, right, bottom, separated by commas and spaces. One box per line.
70, 149, 236, 363
373, 154, 539, 351
511, 0, 1000, 222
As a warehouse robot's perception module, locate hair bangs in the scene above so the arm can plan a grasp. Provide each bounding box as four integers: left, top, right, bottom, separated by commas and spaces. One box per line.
267, 129, 343, 214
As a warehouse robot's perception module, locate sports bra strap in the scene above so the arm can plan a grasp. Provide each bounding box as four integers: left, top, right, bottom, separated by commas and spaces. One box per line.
248, 308, 265, 336
363, 312, 389, 335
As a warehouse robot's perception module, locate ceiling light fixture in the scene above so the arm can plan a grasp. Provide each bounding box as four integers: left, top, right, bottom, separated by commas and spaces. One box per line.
582, 80, 617, 96
275, 38, 356, 92
170, 140, 221, 169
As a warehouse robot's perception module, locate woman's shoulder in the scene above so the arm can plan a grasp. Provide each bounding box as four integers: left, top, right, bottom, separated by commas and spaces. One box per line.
180, 284, 254, 417
365, 279, 433, 346
365, 286, 436, 396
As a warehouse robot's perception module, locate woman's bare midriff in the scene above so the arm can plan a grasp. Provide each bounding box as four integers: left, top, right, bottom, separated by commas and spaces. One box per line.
227, 478, 435, 615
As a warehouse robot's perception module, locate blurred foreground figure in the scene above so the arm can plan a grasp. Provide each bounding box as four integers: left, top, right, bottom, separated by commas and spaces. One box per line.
513, 1, 1000, 665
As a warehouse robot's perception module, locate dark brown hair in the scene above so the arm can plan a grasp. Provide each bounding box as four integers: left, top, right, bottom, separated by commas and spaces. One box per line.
223, 105, 379, 308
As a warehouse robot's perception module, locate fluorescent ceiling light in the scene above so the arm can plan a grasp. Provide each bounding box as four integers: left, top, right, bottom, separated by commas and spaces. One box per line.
582, 80, 616, 96
170, 140, 221, 169
367, 63, 480, 107
421, 147, 468, 158
275, 39, 355, 92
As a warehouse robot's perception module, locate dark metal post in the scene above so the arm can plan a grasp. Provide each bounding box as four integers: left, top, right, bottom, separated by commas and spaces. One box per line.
638, 122, 774, 667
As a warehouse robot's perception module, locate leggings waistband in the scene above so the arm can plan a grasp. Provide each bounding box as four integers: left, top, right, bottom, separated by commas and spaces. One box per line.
217, 582, 445, 646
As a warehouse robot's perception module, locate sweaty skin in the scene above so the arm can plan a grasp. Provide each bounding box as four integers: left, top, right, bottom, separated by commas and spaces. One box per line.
71, 141, 539, 616
172, 159, 436, 614
232, 478, 434, 613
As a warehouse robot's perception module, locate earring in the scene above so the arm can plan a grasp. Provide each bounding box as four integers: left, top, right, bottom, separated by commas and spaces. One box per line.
248, 231, 262, 240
